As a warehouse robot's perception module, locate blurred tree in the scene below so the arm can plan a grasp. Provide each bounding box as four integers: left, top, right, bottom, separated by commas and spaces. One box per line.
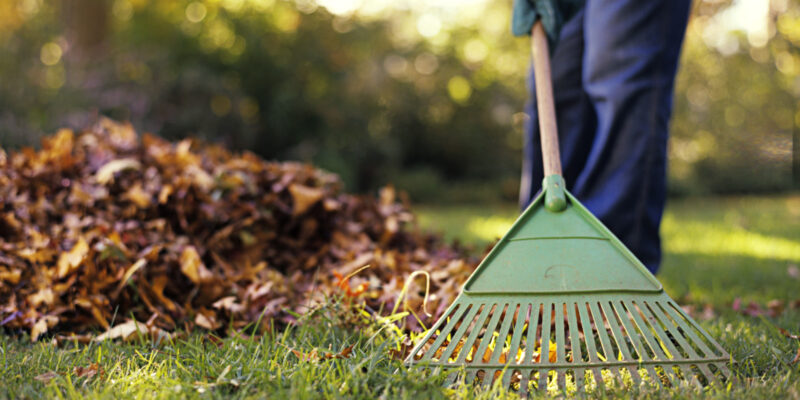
0, 0, 795, 200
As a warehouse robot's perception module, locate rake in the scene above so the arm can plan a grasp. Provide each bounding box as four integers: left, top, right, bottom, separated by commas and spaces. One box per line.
404, 22, 731, 395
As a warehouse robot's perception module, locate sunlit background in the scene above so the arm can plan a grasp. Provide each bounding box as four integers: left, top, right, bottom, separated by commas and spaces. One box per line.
0, 0, 797, 202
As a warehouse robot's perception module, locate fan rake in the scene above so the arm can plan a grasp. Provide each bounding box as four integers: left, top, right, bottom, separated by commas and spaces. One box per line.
404, 22, 731, 395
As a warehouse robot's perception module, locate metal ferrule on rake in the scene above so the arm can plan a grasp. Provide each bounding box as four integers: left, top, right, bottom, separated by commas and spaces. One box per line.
404, 22, 731, 395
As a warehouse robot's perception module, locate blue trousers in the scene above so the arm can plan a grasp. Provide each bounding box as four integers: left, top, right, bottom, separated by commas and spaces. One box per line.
519, 0, 691, 274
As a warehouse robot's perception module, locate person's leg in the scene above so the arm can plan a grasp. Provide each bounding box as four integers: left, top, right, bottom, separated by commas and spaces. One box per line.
573, 0, 691, 274
520, 8, 596, 209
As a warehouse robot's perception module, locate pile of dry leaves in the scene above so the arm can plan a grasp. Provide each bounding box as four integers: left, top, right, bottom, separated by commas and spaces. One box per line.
0, 118, 479, 341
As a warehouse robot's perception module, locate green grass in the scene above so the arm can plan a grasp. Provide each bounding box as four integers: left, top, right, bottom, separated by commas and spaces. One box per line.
2, 194, 800, 398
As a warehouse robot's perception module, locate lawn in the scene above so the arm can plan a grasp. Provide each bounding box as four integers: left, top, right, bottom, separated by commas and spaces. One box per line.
2, 194, 799, 399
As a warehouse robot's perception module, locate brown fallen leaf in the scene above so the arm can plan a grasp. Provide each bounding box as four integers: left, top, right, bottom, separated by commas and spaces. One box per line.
777, 327, 800, 341
73, 363, 103, 380
322, 344, 355, 360
767, 299, 785, 317
289, 184, 324, 215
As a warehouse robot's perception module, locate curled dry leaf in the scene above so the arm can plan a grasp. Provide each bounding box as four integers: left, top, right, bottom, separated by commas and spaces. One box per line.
94, 158, 141, 185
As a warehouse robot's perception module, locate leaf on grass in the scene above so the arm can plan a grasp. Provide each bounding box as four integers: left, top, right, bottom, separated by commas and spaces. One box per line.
195, 312, 221, 330
212, 296, 244, 314
94, 319, 173, 342
34, 371, 59, 383
323, 344, 355, 360
31, 315, 58, 342
788, 264, 799, 280
777, 327, 800, 341
73, 363, 103, 380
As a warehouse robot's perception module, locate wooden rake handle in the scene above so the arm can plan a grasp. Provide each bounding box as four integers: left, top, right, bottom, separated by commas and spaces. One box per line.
531, 22, 562, 177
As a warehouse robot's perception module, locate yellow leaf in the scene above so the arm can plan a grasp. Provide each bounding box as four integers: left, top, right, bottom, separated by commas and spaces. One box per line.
124, 183, 151, 208
115, 258, 147, 293
57, 237, 89, 278
180, 246, 214, 284
31, 315, 58, 342
28, 288, 55, 307
94, 158, 141, 185
0, 267, 22, 284
288, 184, 323, 215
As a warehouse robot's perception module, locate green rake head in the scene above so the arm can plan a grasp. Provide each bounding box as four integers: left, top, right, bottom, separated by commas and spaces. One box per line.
404, 185, 732, 395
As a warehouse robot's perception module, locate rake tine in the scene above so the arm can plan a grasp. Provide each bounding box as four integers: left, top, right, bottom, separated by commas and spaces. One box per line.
538, 303, 553, 390
644, 365, 662, 388
485, 369, 496, 387
567, 303, 583, 363
519, 371, 530, 397
408, 301, 460, 362
525, 303, 541, 365
574, 368, 585, 393
473, 303, 506, 365
554, 306, 567, 390
506, 304, 531, 366
579, 304, 600, 363
664, 301, 718, 357
679, 365, 702, 388
697, 363, 717, 386
607, 367, 623, 389
439, 305, 481, 363
663, 364, 681, 387
627, 301, 669, 361
444, 370, 460, 386
714, 362, 731, 380
650, 302, 700, 360
601, 302, 633, 361
466, 369, 478, 385
555, 304, 566, 363
490, 303, 519, 363
640, 302, 683, 360
626, 366, 642, 387
591, 368, 605, 392
589, 302, 616, 361
421, 304, 469, 361
501, 368, 513, 390
455, 305, 492, 364
614, 301, 650, 362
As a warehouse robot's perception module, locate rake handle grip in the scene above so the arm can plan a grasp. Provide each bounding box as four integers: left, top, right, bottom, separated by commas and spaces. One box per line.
531, 22, 562, 177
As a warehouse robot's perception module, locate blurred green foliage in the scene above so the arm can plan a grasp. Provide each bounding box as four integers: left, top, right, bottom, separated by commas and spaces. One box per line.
0, 0, 797, 200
